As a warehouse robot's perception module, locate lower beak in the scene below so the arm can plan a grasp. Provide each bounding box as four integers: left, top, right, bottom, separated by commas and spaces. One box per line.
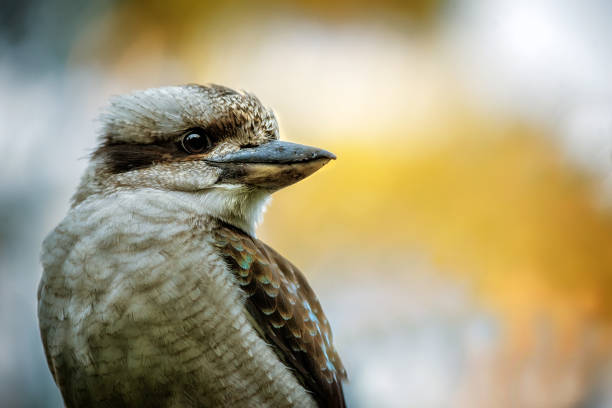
206, 140, 336, 190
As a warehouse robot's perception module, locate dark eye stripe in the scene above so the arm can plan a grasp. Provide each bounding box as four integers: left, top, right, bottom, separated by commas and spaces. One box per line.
92, 141, 185, 174
94, 123, 232, 174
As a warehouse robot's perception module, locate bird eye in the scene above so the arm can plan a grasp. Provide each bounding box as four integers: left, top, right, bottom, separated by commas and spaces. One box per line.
181, 131, 211, 154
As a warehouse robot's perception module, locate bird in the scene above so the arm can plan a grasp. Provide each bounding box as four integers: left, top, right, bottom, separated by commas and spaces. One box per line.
38, 84, 347, 407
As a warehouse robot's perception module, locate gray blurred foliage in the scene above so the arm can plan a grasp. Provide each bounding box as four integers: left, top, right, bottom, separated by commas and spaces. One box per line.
0, 192, 63, 407
0, 1, 112, 406
0, 0, 114, 74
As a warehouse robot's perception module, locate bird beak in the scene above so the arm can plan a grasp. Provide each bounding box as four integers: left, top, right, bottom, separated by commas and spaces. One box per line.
206, 140, 336, 190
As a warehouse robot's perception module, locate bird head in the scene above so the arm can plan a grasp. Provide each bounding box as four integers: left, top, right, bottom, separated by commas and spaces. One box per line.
75, 84, 335, 234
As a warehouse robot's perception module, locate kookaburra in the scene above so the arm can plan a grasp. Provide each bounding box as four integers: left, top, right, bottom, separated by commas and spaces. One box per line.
38, 84, 347, 407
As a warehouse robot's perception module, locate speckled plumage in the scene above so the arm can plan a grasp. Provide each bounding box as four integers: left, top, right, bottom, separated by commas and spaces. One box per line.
214, 224, 346, 407
38, 84, 345, 407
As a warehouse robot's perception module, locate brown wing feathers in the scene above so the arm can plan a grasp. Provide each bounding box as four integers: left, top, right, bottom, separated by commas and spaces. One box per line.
213, 224, 346, 408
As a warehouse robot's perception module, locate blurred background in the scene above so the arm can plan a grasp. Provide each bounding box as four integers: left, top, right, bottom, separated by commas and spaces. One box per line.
1, 0, 612, 406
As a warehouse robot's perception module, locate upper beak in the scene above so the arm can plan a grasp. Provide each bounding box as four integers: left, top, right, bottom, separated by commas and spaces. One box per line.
206, 140, 336, 190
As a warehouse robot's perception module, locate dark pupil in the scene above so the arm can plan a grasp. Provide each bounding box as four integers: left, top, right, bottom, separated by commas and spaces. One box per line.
184, 133, 207, 152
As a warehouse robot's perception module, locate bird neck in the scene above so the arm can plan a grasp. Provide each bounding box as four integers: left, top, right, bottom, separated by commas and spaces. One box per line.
190, 186, 271, 236
72, 186, 270, 238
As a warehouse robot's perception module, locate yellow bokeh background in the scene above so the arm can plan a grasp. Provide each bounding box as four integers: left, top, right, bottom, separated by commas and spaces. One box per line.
267, 119, 612, 324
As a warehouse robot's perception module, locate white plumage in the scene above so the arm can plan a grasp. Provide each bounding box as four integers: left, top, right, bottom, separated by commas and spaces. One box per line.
40, 189, 316, 406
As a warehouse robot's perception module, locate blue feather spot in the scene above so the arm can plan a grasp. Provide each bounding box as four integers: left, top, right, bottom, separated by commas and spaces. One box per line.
317, 341, 336, 373
239, 254, 252, 269
303, 300, 320, 324
287, 282, 298, 294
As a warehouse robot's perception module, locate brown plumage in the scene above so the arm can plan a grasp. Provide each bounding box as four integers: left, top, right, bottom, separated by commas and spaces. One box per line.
214, 223, 347, 407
